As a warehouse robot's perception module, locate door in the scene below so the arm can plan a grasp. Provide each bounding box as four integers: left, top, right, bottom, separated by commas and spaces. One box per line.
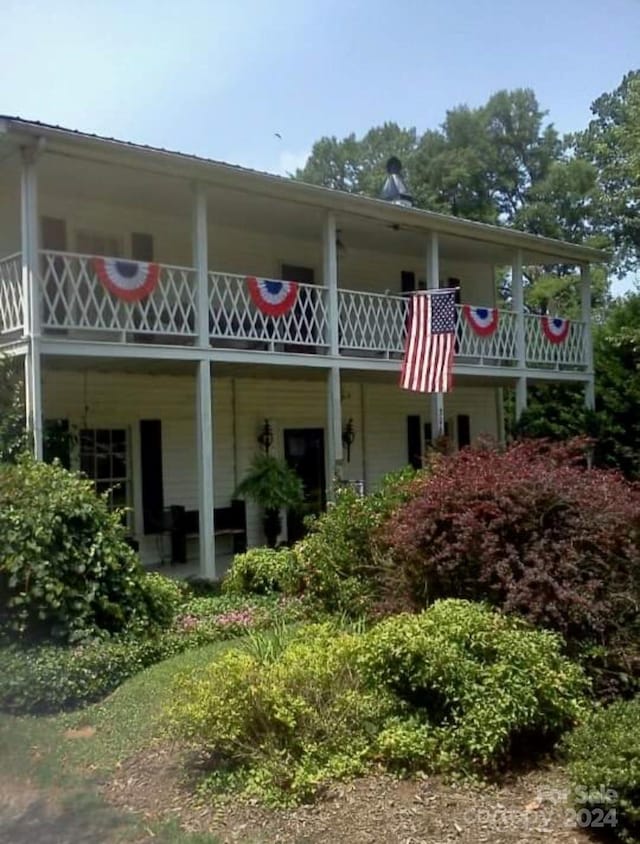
283, 428, 326, 543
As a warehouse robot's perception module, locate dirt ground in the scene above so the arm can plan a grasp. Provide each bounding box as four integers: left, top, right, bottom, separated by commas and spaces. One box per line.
101, 743, 596, 843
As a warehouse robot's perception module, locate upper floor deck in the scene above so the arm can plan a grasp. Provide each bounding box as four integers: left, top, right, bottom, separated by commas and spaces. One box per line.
0, 248, 589, 374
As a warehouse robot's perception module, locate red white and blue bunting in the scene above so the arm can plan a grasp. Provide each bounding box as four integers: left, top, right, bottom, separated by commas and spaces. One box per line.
541, 315, 570, 344
93, 257, 160, 302
463, 304, 499, 337
247, 276, 298, 317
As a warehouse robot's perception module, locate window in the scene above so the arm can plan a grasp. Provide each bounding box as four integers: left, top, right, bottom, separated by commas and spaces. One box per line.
79, 429, 130, 513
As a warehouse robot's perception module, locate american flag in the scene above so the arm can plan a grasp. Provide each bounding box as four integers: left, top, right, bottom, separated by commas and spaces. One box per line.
400, 290, 456, 393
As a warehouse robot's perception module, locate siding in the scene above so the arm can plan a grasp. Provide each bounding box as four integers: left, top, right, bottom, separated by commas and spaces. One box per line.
42, 368, 499, 565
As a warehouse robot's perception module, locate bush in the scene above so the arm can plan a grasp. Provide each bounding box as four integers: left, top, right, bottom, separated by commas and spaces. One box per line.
564, 697, 640, 843
0, 457, 165, 643
166, 623, 395, 805
0, 592, 318, 715
166, 601, 588, 804
222, 547, 303, 596
384, 440, 640, 648
293, 468, 416, 615
141, 572, 187, 628
360, 600, 589, 773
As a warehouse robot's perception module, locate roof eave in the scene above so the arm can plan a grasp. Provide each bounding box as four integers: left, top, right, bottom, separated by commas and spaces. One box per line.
1, 118, 610, 265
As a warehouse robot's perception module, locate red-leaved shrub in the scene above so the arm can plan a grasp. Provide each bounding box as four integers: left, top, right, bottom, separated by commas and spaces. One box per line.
383, 439, 640, 647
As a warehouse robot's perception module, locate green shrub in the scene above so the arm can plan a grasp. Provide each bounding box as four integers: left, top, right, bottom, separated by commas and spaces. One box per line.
294, 468, 416, 615
141, 572, 186, 628
564, 697, 640, 843
166, 623, 395, 805
0, 456, 164, 643
360, 600, 589, 773
222, 547, 302, 596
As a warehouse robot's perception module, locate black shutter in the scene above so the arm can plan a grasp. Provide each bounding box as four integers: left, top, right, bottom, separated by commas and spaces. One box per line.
407, 415, 422, 469
140, 419, 164, 533
132, 233, 154, 261
401, 271, 415, 293
43, 418, 71, 469
457, 414, 471, 449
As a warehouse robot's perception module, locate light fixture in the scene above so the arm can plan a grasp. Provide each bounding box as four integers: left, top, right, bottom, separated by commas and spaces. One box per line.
342, 418, 355, 462
257, 418, 273, 454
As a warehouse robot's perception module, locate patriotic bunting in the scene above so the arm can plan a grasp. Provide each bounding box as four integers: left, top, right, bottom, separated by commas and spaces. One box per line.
463, 304, 499, 336
93, 257, 160, 302
247, 276, 298, 317
542, 315, 570, 344
400, 290, 456, 393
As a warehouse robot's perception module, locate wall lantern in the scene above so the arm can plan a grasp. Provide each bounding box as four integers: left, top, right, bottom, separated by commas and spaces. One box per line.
257, 418, 273, 454
342, 418, 355, 462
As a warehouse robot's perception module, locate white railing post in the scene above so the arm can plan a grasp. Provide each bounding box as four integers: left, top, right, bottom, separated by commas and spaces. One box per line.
512, 249, 527, 419
20, 146, 43, 459
323, 212, 339, 356
581, 263, 595, 410
192, 183, 215, 578
426, 232, 444, 439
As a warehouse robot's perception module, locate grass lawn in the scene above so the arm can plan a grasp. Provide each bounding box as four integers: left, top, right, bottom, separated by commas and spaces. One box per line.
0, 639, 239, 843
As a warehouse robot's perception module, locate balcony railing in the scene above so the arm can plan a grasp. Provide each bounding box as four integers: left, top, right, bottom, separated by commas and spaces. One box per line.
0, 253, 23, 336
208, 271, 328, 350
0, 250, 588, 373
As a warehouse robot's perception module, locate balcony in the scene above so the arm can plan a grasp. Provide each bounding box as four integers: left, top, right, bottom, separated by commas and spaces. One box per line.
0, 250, 589, 373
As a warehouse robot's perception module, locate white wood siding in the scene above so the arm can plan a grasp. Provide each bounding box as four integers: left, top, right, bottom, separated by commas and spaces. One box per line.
42, 368, 499, 565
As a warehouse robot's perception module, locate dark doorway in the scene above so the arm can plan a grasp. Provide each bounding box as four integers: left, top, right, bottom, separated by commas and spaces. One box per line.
283, 427, 326, 543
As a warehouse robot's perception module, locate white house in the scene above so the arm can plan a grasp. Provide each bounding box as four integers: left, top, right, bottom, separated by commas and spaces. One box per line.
0, 117, 606, 578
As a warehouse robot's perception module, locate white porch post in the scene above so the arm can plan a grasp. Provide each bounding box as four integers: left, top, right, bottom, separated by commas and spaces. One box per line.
426, 231, 444, 439
326, 367, 343, 500
512, 249, 527, 420
192, 183, 216, 578
20, 147, 43, 459
580, 264, 595, 410
323, 211, 339, 356
323, 212, 342, 500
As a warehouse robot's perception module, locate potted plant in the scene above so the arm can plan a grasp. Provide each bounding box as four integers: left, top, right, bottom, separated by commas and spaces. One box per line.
234, 453, 305, 547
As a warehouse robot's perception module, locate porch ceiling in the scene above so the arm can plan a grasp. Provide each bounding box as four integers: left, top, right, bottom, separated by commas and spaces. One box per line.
27, 152, 571, 268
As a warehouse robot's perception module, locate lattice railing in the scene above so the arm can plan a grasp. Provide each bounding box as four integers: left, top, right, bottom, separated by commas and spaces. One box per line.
208, 272, 329, 349
525, 314, 587, 369
339, 289, 408, 354
0, 253, 23, 336
455, 306, 518, 363
40, 251, 197, 338
338, 291, 519, 365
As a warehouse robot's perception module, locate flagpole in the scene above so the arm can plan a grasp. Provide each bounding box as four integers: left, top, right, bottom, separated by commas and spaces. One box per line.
425, 233, 445, 442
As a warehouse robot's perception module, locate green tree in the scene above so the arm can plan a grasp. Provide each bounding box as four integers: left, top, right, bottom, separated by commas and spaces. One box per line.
573, 70, 640, 274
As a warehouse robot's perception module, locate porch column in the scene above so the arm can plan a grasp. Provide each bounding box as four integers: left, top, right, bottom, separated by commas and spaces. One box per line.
192, 183, 209, 347
192, 183, 216, 578
20, 146, 43, 459
326, 366, 343, 500
323, 211, 339, 356
512, 249, 527, 419
426, 232, 444, 439
580, 264, 595, 410
196, 361, 216, 578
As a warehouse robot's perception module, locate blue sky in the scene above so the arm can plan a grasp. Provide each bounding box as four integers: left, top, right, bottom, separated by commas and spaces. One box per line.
3, 0, 639, 289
